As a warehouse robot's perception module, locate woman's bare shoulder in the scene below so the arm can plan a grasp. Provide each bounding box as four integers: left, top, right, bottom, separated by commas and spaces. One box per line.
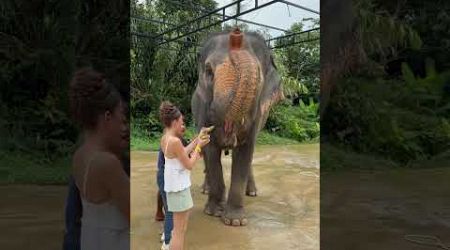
169, 136, 181, 144
162, 135, 181, 147
165, 136, 182, 156
95, 152, 122, 169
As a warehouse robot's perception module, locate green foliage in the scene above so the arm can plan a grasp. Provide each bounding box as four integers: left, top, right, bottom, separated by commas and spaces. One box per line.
1, 0, 129, 183
322, 0, 450, 168
130, 122, 160, 151
0, 151, 71, 184
355, 0, 423, 61
0, 0, 82, 159
131, 0, 220, 126
255, 131, 300, 145
321, 143, 399, 171
325, 66, 450, 163
274, 21, 320, 98
266, 101, 320, 142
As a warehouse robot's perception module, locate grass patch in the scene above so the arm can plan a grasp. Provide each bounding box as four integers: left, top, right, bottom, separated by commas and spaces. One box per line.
130, 133, 159, 151
321, 143, 399, 171
256, 130, 302, 145
0, 151, 70, 184
321, 143, 450, 171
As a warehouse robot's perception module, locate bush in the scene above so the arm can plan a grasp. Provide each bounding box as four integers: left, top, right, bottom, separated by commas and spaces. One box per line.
266, 100, 320, 142
323, 63, 450, 164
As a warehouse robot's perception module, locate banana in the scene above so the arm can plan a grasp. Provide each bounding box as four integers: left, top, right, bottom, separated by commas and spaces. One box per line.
205, 125, 215, 133
199, 126, 215, 140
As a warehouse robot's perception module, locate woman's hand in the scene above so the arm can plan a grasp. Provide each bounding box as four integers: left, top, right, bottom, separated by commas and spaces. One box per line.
199, 126, 214, 140
197, 133, 210, 148
198, 126, 213, 147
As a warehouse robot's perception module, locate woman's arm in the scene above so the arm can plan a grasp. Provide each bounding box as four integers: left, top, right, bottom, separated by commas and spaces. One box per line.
184, 137, 198, 155
172, 138, 201, 170
100, 153, 130, 224
184, 127, 213, 154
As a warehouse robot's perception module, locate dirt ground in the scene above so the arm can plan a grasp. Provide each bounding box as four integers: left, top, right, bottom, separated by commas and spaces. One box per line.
1, 145, 448, 249
321, 167, 450, 250
130, 144, 320, 250
0, 185, 66, 250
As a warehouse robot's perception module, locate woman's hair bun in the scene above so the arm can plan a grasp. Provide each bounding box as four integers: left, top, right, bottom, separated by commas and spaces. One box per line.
159, 101, 181, 128
69, 67, 121, 129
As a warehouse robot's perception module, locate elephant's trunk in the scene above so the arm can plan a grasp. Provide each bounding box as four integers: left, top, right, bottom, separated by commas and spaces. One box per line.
213, 29, 261, 137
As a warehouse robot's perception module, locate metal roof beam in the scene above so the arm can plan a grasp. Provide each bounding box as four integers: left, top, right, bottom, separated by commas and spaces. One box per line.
278, 0, 320, 15
159, 0, 290, 33
154, 0, 281, 46
266, 27, 319, 48
132, 28, 319, 50
131, 15, 175, 26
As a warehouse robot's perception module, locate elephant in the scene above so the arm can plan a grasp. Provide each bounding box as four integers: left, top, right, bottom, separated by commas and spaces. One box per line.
191, 28, 284, 226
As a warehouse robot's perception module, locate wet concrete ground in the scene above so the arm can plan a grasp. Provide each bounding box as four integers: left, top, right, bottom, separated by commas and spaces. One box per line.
0, 185, 66, 250
1, 145, 448, 249
130, 144, 320, 250
321, 168, 450, 250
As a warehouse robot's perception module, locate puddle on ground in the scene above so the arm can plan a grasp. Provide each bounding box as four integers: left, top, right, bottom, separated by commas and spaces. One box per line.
131, 144, 320, 250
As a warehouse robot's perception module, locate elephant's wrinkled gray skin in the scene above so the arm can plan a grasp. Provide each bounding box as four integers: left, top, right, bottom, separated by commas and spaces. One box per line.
191, 30, 283, 226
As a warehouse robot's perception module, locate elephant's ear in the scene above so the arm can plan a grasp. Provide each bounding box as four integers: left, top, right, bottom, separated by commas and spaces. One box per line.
256, 54, 284, 133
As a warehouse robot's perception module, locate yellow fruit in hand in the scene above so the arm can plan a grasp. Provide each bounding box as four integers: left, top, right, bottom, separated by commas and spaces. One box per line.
205, 126, 215, 132
200, 126, 215, 137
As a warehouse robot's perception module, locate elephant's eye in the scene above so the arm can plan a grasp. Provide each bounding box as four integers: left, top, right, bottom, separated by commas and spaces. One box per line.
205, 63, 214, 81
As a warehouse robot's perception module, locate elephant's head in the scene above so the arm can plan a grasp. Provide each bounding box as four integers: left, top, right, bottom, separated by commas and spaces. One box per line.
192, 28, 283, 148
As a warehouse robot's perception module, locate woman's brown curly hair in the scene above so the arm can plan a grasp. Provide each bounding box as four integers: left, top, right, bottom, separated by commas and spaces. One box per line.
159, 101, 182, 128
69, 67, 121, 129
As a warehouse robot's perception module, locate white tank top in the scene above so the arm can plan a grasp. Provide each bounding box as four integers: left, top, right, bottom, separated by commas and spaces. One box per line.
80, 153, 129, 250
163, 139, 191, 192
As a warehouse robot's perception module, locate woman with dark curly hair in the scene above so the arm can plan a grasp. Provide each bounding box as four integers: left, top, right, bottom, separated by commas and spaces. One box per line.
69, 68, 129, 250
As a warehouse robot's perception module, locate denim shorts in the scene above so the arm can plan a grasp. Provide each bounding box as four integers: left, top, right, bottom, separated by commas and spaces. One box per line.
167, 188, 193, 212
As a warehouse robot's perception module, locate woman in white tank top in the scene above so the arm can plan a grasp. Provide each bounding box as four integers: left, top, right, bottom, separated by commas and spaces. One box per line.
159, 101, 210, 250
69, 68, 130, 250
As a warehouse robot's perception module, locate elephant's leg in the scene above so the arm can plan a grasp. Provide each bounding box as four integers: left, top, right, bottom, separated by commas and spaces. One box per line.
204, 145, 225, 217
222, 141, 255, 226
245, 165, 257, 197
201, 164, 210, 194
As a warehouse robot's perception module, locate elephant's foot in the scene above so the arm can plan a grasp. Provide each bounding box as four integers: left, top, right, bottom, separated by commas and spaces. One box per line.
204, 200, 224, 217
245, 190, 257, 197
222, 206, 248, 226
201, 181, 210, 195
245, 183, 257, 197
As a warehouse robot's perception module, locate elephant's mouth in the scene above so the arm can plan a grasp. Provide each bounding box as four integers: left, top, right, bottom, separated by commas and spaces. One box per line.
223, 120, 234, 136
213, 119, 249, 148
